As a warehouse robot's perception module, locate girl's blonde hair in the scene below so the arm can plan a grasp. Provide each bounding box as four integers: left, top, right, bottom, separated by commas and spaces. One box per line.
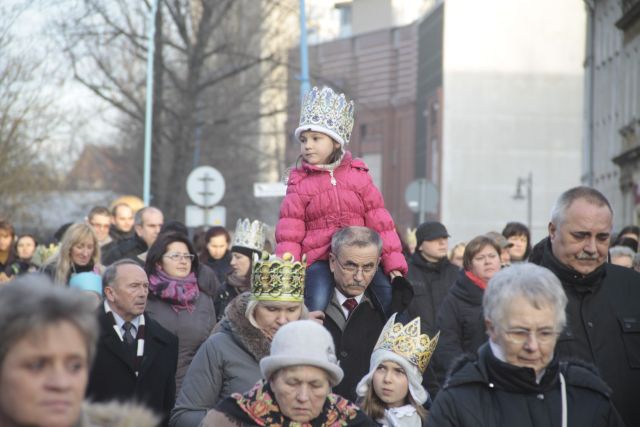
46, 223, 101, 285
357, 371, 428, 422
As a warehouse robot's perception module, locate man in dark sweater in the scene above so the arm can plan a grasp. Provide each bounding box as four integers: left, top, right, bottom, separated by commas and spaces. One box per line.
532, 186, 640, 427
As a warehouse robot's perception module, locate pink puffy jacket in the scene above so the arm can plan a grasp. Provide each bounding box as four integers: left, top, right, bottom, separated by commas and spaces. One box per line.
275, 151, 408, 276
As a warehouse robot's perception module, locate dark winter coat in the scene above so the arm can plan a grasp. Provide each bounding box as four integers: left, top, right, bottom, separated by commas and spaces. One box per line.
432, 270, 487, 387
87, 308, 178, 425
324, 276, 413, 402
102, 235, 147, 266
407, 252, 459, 336
534, 240, 640, 427
213, 273, 248, 323
203, 250, 232, 284
145, 264, 218, 394
427, 343, 625, 427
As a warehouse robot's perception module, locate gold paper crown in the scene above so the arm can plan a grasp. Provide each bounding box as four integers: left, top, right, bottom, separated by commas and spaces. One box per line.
296, 86, 355, 145
231, 219, 266, 253
251, 252, 306, 303
373, 315, 439, 374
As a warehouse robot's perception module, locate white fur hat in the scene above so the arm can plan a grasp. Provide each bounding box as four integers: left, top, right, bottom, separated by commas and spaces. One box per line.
355, 349, 429, 405
260, 320, 344, 386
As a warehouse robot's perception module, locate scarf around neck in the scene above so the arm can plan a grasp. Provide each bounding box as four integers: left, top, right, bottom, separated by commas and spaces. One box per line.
148, 269, 199, 313
228, 380, 363, 427
465, 270, 487, 290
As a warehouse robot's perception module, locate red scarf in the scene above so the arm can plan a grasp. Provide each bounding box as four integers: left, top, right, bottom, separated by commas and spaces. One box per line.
465, 270, 487, 290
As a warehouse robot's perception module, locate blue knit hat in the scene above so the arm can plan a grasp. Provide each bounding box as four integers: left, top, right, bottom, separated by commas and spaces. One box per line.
69, 272, 102, 296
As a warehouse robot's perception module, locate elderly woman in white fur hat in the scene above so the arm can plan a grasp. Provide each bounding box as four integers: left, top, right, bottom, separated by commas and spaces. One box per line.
356, 314, 439, 427
202, 320, 377, 426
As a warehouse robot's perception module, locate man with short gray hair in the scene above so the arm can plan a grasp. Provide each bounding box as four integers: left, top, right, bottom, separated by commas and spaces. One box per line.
533, 186, 640, 426
321, 226, 413, 401
87, 259, 178, 423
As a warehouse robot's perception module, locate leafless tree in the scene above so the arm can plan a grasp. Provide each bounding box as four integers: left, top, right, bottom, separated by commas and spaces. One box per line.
0, 3, 63, 221
56, 0, 298, 223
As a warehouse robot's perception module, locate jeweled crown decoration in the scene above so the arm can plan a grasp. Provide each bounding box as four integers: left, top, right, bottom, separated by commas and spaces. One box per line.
374, 315, 439, 373
231, 219, 266, 253
297, 86, 355, 145
251, 252, 306, 302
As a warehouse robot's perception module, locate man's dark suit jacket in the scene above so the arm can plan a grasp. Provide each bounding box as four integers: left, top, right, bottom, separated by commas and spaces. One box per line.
87, 307, 178, 423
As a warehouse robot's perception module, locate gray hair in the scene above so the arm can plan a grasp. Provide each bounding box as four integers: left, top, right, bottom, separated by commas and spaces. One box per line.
610, 245, 635, 261
483, 263, 567, 331
330, 226, 383, 257
550, 186, 612, 226
134, 206, 162, 227
102, 259, 144, 292
0, 274, 99, 366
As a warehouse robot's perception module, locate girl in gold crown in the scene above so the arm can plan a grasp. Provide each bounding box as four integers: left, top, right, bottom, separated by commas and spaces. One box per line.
356, 315, 438, 427
275, 86, 407, 315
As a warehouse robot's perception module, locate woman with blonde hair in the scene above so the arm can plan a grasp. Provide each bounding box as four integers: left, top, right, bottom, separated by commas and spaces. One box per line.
43, 223, 103, 285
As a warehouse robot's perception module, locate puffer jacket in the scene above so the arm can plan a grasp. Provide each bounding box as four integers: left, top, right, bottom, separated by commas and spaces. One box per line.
275, 151, 407, 275
427, 343, 625, 427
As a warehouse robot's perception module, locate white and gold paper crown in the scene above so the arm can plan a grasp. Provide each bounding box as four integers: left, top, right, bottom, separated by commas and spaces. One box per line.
231, 219, 266, 253
294, 86, 355, 146
251, 252, 306, 302
374, 315, 439, 374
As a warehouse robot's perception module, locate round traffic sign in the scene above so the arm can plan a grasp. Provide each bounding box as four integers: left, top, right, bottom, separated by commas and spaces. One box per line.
186, 166, 225, 207
404, 178, 439, 214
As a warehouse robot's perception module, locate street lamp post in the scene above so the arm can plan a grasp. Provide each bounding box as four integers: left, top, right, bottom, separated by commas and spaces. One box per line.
513, 172, 533, 232
299, 0, 310, 101
143, 0, 160, 206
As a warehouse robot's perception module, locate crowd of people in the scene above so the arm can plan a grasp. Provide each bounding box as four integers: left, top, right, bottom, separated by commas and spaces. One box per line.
0, 86, 639, 427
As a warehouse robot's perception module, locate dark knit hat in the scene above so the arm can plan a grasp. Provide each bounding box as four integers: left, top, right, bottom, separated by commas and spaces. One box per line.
415, 221, 450, 247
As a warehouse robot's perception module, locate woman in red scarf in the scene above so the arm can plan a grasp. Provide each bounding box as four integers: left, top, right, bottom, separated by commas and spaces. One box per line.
431, 235, 502, 394
144, 232, 218, 393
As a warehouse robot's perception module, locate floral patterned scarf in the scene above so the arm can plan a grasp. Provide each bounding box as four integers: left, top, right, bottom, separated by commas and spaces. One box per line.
225, 380, 368, 427
148, 269, 199, 313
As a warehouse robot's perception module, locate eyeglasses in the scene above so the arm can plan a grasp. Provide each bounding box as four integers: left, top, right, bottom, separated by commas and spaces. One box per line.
164, 253, 195, 262
503, 328, 559, 344
334, 256, 377, 275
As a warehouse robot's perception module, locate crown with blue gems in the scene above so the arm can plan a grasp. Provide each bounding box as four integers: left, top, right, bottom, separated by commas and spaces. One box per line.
231, 219, 266, 253
373, 315, 440, 373
294, 86, 355, 146
251, 252, 306, 302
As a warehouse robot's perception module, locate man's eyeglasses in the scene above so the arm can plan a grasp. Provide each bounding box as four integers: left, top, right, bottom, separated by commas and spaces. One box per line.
334, 257, 377, 275
164, 253, 195, 262
503, 328, 559, 344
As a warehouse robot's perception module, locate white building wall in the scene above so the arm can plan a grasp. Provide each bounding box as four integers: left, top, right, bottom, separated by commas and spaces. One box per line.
587, 0, 640, 228
441, 0, 586, 243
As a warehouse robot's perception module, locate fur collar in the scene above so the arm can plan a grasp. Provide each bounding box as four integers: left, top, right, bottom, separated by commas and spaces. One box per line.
213, 292, 271, 362
78, 401, 158, 427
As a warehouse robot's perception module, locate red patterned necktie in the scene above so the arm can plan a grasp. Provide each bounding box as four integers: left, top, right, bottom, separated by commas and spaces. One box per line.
342, 298, 358, 317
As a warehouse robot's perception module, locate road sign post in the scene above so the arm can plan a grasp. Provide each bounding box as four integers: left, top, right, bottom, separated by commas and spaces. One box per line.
405, 178, 439, 224
186, 166, 225, 227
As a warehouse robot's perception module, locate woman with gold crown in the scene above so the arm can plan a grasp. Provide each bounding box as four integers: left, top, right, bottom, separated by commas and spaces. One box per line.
356, 314, 439, 427
170, 252, 309, 427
